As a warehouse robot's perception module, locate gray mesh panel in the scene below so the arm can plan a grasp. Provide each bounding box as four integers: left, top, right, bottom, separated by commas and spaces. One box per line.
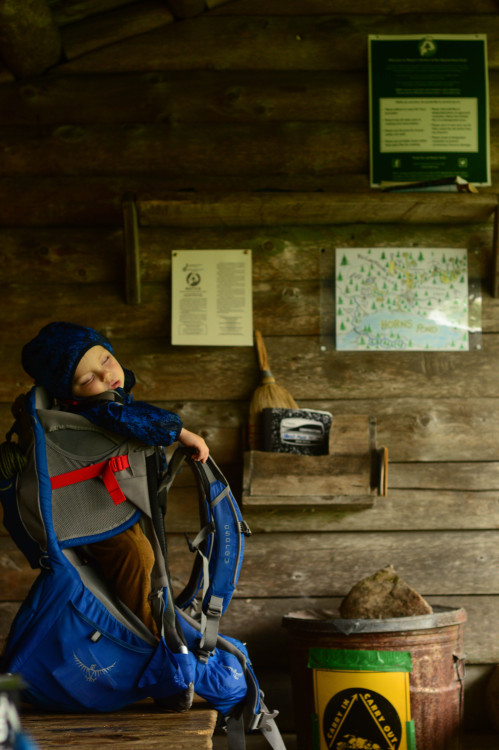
51, 477, 138, 542
46, 437, 141, 543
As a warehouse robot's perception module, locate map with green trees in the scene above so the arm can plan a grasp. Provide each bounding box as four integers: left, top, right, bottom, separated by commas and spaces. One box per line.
335, 247, 469, 351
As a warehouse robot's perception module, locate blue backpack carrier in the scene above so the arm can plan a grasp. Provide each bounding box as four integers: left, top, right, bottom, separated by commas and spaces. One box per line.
0, 386, 286, 750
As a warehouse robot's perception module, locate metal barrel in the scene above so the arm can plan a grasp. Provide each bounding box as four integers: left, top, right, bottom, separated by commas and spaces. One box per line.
282, 605, 467, 750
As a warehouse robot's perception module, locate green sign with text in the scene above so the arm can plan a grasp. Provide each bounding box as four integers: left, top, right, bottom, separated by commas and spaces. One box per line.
369, 34, 490, 187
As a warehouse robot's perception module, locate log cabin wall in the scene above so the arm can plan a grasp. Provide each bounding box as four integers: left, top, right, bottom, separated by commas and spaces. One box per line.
1, 0, 499, 737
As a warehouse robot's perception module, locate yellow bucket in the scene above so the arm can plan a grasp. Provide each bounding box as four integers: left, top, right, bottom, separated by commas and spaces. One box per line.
309, 648, 416, 750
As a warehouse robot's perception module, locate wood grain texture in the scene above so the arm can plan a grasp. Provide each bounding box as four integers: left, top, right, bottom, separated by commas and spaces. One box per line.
1, 176, 499, 226
211, 0, 499, 14
2, 529, 497, 601
0, 0, 499, 735
21, 699, 217, 749
61, 0, 173, 60
6, 333, 499, 404
138, 192, 498, 227
3, 70, 499, 125
56, 15, 499, 73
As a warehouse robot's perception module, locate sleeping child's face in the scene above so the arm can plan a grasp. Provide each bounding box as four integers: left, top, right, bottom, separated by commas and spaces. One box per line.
72, 345, 125, 398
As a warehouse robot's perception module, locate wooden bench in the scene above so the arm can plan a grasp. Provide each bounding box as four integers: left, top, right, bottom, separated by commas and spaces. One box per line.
20, 697, 217, 749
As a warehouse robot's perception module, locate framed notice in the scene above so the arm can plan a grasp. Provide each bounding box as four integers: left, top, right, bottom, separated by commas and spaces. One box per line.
171, 249, 253, 346
335, 247, 476, 351
369, 34, 490, 187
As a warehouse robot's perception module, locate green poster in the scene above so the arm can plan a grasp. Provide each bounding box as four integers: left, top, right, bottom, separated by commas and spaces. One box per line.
369, 34, 490, 187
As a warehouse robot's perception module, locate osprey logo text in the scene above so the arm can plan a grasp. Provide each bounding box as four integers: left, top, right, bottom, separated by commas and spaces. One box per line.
73, 651, 117, 682
224, 665, 243, 680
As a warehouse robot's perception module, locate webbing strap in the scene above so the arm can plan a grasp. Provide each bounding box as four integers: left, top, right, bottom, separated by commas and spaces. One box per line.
225, 703, 287, 750
50, 455, 130, 505
185, 521, 223, 661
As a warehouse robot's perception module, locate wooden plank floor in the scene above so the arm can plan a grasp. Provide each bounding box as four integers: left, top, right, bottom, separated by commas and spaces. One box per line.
20, 698, 217, 749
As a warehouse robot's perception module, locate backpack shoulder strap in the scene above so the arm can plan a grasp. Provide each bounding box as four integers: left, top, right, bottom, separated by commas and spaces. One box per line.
159, 448, 251, 661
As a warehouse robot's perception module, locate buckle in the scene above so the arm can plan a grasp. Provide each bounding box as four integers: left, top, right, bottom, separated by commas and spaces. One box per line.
249, 709, 279, 733
109, 455, 129, 473
196, 645, 212, 663
206, 600, 223, 618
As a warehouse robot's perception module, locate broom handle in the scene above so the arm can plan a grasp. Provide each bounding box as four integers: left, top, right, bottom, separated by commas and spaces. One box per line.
254, 329, 270, 371
254, 329, 275, 383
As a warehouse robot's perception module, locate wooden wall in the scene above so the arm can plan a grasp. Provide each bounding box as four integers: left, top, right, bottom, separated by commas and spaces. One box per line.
1, 0, 499, 738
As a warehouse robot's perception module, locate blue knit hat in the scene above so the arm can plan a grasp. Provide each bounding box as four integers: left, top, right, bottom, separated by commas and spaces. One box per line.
22, 322, 126, 401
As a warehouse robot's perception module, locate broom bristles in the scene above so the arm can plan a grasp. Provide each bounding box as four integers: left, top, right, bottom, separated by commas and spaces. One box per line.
249, 383, 298, 413
247, 330, 298, 449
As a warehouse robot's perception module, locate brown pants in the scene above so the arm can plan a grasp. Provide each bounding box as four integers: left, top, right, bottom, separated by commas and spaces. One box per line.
89, 522, 158, 635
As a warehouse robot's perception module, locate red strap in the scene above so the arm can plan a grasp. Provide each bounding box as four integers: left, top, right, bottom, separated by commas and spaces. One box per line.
50, 455, 130, 506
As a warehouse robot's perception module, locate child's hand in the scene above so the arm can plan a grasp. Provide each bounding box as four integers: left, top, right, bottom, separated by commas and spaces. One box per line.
179, 428, 209, 463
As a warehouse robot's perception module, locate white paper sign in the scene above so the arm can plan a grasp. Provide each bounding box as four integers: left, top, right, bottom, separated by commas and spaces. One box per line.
171, 249, 253, 346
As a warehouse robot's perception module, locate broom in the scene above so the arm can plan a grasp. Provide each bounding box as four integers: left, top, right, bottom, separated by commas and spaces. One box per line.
248, 329, 298, 450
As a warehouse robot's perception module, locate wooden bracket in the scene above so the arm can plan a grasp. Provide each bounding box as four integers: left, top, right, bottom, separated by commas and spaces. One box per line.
122, 192, 141, 305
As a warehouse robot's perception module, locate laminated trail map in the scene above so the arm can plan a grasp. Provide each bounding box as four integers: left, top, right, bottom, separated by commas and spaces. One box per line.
335, 247, 470, 351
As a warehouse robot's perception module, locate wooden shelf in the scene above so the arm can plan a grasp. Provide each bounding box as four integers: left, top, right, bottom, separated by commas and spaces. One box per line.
137, 191, 499, 228
242, 415, 387, 509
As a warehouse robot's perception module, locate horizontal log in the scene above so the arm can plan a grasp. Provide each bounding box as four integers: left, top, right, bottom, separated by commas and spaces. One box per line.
6, 69, 499, 125
0, 279, 319, 346
229, 530, 499, 597
57, 15, 499, 73
164, 0, 207, 19
318, 336, 499, 400
3, 526, 499, 600
320, 397, 499, 463
2, 475, 498, 536
0, 122, 370, 177
0, 71, 368, 125
0, 224, 493, 285
242, 489, 499, 533
61, 0, 174, 60
5, 334, 499, 404
2, 176, 499, 226
12, 530, 486, 598
138, 192, 498, 227
5, 395, 499, 470
0, 176, 138, 226
0, 227, 124, 284
2, 123, 499, 178
50, 0, 139, 26
389, 462, 499, 490
2, 451, 499, 534
213, 0, 499, 14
